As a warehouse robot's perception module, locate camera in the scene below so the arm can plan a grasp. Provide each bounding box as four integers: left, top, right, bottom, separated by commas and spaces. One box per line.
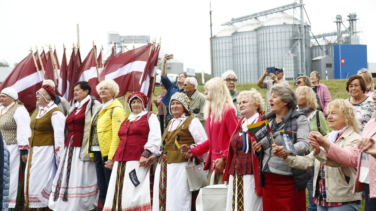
193, 108, 200, 114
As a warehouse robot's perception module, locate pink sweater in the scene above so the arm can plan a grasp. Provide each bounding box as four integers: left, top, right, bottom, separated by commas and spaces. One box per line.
326, 119, 376, 198
191, 106, 238, 172
316, 82, 332, 116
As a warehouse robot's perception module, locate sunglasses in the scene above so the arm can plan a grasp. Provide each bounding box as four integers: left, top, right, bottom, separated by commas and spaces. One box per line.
294, 81, 302, 86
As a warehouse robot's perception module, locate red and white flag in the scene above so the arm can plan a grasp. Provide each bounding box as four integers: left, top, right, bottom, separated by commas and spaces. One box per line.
75, 46, 100, 99
140, 45, 160, 97
100, 44, 152, 97
44, 50, 55, 81
97, 47, 104, 76
0, 52, 44, 113
58, 48, 68, 97
66, 48, 82, 102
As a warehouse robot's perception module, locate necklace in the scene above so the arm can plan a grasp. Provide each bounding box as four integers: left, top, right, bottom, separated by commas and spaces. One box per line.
165, 119, 184, 140
0, 103, 16, 116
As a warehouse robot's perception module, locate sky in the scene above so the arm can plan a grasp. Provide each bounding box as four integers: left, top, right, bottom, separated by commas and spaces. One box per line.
0, 0, 375, 74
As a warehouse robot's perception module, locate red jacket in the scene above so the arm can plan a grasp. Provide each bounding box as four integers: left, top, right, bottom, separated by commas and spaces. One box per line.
222, 114, 263, 196
191, 106, 237, 172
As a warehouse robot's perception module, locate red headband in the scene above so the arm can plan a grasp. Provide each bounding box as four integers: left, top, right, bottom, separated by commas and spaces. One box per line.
42, 85, 56, 101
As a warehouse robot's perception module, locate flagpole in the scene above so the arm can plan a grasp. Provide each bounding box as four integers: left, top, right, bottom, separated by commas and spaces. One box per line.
148, 42, 160, 111
151, 39, 161, 95
36, 46, 45, 75
121, 43, 125, 53
63, 43, 68, 66
73, 43, 77, 56
31, 47, 42, 81
93, 41, 100, 82
101, 45, 104, 69
54, 45, 60, 69
49, 44, 59, 85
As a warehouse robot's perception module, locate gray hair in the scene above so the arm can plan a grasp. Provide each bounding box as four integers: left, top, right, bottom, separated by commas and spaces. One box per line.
270, 83, 297, 109
185, 77, 198, 89
96, 79, 119, 98
43, 79, 56, 89
221, 70, 237, 80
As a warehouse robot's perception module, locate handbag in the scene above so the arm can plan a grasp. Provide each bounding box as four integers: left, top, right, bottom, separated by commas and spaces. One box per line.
196, 171, 228, 211
185, 157, 207, 191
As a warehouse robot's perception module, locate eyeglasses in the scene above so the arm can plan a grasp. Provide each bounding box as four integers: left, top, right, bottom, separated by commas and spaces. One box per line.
224, 78, 237, 83
294, 81, 302, 86
275, 71, 281, 74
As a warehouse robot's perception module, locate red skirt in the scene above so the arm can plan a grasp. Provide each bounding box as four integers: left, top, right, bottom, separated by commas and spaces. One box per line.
262, 173, 306, 211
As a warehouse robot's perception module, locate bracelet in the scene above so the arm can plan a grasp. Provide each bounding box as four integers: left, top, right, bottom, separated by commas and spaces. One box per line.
142, 150, 152, 158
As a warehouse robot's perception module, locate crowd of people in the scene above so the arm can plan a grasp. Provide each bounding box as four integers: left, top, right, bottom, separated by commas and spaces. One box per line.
0, 54, 376, 211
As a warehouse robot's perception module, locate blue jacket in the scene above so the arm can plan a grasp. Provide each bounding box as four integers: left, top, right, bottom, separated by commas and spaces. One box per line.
161, 76, 185, 112
0, 132, 9, 211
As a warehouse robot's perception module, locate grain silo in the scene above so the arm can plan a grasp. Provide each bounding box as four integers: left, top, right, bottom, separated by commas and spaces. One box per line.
257, 12, 311, 80
212, 24, 238, 78
232, 18, 263, 83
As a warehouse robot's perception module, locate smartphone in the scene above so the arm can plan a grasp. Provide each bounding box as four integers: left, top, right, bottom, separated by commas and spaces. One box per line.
267, 67, 276, 75
168, 54, 174, 59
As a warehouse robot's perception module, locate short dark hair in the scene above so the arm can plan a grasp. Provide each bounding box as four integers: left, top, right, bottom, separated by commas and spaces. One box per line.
346, 75, 367, 93
74, 81, 91, 95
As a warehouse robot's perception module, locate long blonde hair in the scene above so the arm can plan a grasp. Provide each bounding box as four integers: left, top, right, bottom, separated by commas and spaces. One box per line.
204, 77, 235, 123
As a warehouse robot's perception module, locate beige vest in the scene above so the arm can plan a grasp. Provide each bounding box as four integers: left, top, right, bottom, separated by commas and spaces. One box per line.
0, 104, 20, 145
29, 107, 61, 146
162, 116, 195, 164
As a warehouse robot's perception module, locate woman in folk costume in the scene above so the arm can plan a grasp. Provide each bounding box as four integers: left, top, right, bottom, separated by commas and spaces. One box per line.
48, 82, 100, 211
0, 87, 31, 210
182, 77, 238, 184
104, 91, 160, 211
24, 85, 65, 210
152, 92, 207, 211
87, 80, 127, 205
223, 89, 264, 211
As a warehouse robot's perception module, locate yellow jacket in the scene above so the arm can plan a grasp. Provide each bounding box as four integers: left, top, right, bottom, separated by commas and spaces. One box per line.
90, 99, 126, 160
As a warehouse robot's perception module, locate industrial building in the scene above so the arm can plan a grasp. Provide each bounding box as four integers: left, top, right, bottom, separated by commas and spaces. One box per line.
211, 1, 368, 83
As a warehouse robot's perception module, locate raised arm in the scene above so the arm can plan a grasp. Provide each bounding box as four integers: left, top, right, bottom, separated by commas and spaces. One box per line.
161, 54, 170, 77
256, 69, 268, 88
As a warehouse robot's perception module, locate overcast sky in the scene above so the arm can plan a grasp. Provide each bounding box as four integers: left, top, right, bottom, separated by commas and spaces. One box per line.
0, 0, 375, 74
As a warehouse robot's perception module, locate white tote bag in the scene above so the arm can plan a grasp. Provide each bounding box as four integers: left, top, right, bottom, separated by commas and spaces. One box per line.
185, 157, 207, 191
196, 171, 228, 211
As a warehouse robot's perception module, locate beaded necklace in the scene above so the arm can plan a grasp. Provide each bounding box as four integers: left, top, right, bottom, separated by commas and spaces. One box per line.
165, 118, 184, 141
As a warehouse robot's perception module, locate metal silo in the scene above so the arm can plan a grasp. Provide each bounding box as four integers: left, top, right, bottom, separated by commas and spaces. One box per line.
257, 12, 311, 80
232, 19, 263, 83
212, 25, 238, 78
